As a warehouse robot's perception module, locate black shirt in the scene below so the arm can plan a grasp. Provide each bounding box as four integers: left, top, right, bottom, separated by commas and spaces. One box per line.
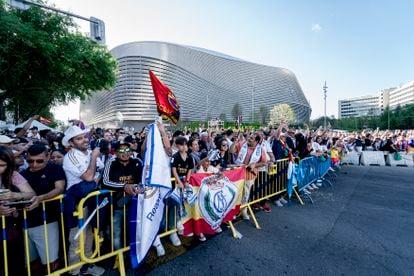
21, 163, 66, 228
102, 157, 143, 209
171, 152, 194, 178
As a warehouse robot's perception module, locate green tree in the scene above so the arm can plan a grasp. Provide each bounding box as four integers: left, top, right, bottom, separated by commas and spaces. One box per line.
269, 103, 296, 126
0, 2, 117, 122
219, 112, 227, 121
231, 103, 242, 120
258, 105, 267, 125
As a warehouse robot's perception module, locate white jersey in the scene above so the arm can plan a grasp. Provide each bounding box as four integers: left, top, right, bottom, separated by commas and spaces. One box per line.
63, 148, 104, 190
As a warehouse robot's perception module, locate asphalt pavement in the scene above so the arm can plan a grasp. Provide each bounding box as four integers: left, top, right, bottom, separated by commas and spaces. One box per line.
146, 165, 414, 276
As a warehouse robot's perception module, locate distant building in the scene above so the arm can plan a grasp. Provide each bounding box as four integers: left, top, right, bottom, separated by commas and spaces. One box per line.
338, 94, 382, 118
80, 41, 311, 129
338, 80, 413, 118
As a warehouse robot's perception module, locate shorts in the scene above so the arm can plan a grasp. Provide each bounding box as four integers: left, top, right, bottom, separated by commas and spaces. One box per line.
26, 221, 59, 264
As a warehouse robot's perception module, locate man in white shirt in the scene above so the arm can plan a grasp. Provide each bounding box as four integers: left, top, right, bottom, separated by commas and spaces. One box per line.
62, 126, 105, 276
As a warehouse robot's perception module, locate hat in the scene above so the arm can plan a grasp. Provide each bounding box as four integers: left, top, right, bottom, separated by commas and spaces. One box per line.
62, 126, 88, 147
114, 141, 130, 151
0, 135, 18, 144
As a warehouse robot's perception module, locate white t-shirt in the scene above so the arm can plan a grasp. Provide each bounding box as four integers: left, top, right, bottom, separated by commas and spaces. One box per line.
63, 149, 104, 190
259, 140, 273, 172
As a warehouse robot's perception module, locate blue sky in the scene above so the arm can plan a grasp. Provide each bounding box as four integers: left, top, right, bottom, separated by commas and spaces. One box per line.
50, 0, 414, 121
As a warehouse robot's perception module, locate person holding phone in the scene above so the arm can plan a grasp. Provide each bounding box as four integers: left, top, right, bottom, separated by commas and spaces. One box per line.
0, 146, 36, 276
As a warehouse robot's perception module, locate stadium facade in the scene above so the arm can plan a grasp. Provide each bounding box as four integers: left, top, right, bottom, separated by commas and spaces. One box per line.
80, 41, 311, 129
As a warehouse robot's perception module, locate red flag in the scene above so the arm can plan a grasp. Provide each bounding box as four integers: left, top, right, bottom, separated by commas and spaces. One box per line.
39, 116, 52, 125
149, 70, 180, 125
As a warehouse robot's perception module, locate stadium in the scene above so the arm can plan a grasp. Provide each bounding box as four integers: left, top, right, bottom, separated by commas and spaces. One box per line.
80, 41, 311, 129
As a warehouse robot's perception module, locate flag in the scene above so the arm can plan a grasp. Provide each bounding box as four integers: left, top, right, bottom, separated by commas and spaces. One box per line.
39, 116, 52, 125
180, 168, 245, 236
149, 70, 180, 125
129, 123, 172, 268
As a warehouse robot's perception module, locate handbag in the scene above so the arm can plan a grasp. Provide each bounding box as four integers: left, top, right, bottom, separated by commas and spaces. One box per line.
394, 151, 402, 161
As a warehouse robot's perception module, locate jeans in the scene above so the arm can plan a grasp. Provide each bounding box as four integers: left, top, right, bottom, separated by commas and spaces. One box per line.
64, 181, 98, 229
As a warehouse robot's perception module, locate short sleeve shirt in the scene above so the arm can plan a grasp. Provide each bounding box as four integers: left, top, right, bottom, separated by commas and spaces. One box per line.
171, 152, 194, 178
21, 163, 66, 227
0, 171, 27, 190
63, 149, 104, 190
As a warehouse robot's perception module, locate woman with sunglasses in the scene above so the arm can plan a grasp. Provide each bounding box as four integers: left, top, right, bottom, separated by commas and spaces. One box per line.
208, 137, 234, 170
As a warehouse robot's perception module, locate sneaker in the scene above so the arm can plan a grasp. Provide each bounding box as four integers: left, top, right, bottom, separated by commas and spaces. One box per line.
279, 198, 288, 204
81, 264, 105, 276
242, 209, 250, 220
308, 186, 314, 191
169, 233, 182, 246
311, 184, 319, 189
198, 234, 206, 242
262, 203, 271, 213
274, 200, 283, 207
185, 232, 194, 237
176, 220, 184, 235
215, 227, 223, 233
303, 188, 311, 194
252, 203, 262, 211
153, 236, 166, 257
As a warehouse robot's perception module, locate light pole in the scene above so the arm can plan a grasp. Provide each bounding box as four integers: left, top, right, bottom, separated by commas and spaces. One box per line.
323, 81, 328, 130
251, 79, 255, 123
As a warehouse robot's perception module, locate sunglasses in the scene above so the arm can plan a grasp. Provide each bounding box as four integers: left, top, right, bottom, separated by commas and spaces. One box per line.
117, 148, 131, 153
27, 159, 45, 164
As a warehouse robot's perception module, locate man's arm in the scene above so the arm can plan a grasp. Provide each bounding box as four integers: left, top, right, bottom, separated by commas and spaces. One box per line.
80, 148, 100, 182
15, 115, 40, 138
26, 180, 65, 211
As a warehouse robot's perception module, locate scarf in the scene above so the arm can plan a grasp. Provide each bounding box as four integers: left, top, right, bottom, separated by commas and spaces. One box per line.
236, 142, 262, 165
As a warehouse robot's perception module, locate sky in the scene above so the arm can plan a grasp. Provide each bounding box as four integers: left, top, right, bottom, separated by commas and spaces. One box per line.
50, 0, 414, 121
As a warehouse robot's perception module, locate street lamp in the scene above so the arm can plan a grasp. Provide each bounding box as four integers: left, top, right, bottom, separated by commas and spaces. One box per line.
251, 79, 255, 123
323, 81, 328, 130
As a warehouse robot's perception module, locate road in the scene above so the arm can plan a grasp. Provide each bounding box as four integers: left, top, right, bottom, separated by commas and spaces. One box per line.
147, 166, 414, 275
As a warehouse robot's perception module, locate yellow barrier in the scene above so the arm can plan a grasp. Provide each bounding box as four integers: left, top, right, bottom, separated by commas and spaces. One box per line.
1, 160, 300, 275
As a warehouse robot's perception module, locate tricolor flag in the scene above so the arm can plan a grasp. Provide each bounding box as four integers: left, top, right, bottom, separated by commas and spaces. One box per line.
181, 168, 245, 236
149, 70, 180, 125
129, 122, 172, 268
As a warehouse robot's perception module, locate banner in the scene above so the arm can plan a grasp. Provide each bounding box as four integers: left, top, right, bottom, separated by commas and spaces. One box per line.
149, 70, 180, 125
181, 168, 245, 236
129, 123, 172, 268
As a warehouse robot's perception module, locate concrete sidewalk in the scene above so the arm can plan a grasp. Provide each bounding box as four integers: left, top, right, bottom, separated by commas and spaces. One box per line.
147, 166, 414, 275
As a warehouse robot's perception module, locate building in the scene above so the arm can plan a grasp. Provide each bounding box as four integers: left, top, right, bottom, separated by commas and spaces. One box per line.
338, 80, 414, 118
388, 81, 414, 109
338, 94, 382, 118
80, 41, 311, 129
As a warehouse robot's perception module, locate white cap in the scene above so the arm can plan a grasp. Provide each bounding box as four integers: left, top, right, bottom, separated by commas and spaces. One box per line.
0, 135, 18, 144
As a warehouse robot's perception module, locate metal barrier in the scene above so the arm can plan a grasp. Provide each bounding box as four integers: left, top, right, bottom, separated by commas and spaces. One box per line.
0, 159, 311, 275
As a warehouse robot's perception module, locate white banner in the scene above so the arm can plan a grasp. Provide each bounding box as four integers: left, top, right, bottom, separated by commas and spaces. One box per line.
130, 122, 172, 268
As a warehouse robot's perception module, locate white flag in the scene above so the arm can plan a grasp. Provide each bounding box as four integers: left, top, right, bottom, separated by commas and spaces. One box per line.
130, 123, 172, 268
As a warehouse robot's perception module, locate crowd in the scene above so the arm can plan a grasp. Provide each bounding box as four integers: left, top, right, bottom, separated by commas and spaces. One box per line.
1, 114, 413, 275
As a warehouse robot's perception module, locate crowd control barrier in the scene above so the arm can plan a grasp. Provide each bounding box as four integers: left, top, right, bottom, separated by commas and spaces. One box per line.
0, 159, 308, 275
360, 151, 386, 166
296, 156, 332, 192
343, 152, 360, 165
386, 152, 414, 167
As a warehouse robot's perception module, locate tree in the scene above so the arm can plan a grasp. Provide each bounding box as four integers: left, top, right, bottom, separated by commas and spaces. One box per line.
219, 112, 227, 121
0, 2, 117, 122
258, 105, 267, 125
231, 103, 242, 120
269, 103, 296, 126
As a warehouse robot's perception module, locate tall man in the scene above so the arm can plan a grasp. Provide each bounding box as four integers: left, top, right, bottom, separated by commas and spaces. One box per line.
62, 126, 105, 276
232, 133, 268, 220
102, 141, 143, 250
22, 144, 65, 274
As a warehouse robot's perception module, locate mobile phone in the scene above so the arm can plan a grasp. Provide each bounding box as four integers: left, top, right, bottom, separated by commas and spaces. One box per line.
3, 200, 33, 209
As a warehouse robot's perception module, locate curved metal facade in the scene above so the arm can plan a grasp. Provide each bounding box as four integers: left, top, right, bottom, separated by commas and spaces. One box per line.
80, 41, 311, 128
